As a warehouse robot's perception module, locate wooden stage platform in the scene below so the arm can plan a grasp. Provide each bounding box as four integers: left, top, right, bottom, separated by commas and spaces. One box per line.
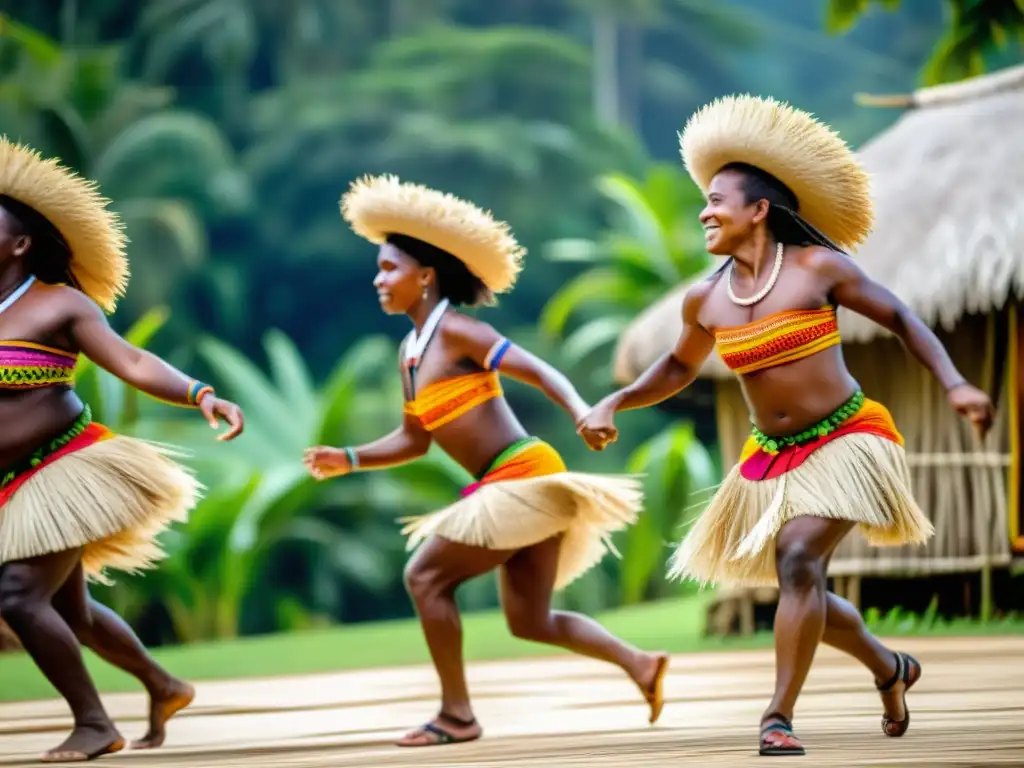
1, 635, 1021, 766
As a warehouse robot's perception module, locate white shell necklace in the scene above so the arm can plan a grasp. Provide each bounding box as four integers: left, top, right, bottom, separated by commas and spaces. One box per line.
726, 242, 784, 307
404, 298, 449, 370
0, 275, 36, 317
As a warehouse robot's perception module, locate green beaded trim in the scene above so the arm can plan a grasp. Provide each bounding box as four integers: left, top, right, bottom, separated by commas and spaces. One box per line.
1, 405, 93, 490
751, 391, 865, 454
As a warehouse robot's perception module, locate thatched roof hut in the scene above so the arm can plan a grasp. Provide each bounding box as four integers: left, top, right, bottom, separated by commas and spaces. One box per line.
614, 64, 1024, 582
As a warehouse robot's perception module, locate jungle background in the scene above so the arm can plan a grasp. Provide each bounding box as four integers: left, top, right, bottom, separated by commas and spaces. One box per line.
0, 0, 1022, 663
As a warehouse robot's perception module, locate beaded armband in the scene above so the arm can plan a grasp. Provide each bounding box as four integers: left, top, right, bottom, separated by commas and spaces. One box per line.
343, 447, 360, 470
186, 380, 215, 407
483, 337, 511, 371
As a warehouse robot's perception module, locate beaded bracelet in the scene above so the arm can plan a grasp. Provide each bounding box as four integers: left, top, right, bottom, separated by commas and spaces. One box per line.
186, 380, 215, 407
343, 447, 360, 470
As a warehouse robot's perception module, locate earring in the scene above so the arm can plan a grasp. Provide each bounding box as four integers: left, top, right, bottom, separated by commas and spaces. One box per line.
421, 283, 429, 300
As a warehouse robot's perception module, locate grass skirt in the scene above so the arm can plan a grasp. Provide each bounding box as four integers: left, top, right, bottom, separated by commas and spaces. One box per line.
400, 437, 643, 589
668, 398, 933, 588
0, 409, 200, 583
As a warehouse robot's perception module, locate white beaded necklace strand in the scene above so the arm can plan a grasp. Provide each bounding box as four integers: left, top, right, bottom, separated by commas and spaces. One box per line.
726, 242, 784, 307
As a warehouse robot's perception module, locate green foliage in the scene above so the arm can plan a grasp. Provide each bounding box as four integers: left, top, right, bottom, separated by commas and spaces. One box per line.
541, 163, 709, 376
863, 598, 1022, 635
824, 0, 1024, 84
619, 422, 718, 604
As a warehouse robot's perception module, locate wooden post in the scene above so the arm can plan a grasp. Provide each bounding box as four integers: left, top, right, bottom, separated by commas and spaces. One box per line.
848, 576, 862, 611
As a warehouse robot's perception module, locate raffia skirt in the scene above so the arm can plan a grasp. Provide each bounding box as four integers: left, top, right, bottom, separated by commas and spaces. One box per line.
399, 436, 643, 590
667, 396, 934, 588
0, 406, 200, 583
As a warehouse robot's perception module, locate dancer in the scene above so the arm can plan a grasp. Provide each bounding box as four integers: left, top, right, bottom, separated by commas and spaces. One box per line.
304, 174, 668, 748
578, 95, 994, 756
0, 137, 244, 762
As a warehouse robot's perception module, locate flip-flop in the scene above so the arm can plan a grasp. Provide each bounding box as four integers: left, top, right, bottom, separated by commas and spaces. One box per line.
395, 712, 482, 748
877, 651, 921, 738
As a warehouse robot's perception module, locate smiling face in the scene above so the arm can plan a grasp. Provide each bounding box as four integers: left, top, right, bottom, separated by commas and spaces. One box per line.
372, 242, 432, 315
697, 168, 769, 256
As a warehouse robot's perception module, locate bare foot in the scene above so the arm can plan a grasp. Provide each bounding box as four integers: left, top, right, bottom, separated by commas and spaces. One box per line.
131, 679, 195, 750
396, 712, 483, 747
875, 651, 921, 737
631, 651, 670, 725
40, 722, 125, 763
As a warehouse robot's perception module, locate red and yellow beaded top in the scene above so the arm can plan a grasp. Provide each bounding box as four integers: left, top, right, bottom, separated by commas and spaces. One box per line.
714, 306, 840, 375
404, 371, 503, 432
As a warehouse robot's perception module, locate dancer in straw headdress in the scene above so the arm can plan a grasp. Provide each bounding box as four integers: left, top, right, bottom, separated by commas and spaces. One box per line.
0, 137, 244, 763
303, 174, 668, 747
578, 95, 994, 756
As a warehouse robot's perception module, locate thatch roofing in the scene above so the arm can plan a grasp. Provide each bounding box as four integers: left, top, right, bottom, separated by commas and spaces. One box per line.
613, 64, 1024, 384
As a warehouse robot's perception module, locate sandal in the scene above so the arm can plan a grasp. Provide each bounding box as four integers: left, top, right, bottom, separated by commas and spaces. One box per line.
876, 651, 921, 738
396, 711, 482, 747
759, 715, 805, 756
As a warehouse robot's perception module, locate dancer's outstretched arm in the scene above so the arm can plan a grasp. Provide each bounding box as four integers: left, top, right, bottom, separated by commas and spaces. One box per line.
819, 247, 994, 436
443, 313, 589, 423
304, 413, 432, 480
578, 281, 716, 450
66, 288, 244, 441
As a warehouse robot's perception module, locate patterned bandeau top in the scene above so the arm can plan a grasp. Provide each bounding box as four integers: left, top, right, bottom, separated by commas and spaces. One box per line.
0, 341, 78, 390
714, 306, 840, 375
404, 371, 503, 432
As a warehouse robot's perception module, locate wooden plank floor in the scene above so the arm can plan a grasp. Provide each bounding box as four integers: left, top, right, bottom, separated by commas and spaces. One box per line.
1, 636, 1022, 766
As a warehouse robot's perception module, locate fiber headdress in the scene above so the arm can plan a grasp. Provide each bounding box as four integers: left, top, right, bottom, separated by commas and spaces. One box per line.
0, 137, 128, 312
340, 174, 525, 294
679, 95, 874, 252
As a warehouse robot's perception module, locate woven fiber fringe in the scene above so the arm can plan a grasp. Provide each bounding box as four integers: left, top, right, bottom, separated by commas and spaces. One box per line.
0, 435, 201, 583
667, 432, 933, 588
401, 472, 643, 590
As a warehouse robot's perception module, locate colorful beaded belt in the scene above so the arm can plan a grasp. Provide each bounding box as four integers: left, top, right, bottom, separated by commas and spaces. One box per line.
751, 390, 865, 453
0, 405, 93, 490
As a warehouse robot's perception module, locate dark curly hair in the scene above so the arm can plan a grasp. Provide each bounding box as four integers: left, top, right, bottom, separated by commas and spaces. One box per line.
0, 194, 76, 286
386, 233, 493, 307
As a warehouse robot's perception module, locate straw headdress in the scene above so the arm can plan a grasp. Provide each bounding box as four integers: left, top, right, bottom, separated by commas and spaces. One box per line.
340, 174, 525, 294
0, 137, 128, 312
679, 95, 874, 252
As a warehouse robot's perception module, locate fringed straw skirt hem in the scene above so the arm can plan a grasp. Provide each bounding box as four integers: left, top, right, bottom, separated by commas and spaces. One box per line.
668, 428, 933, 589
0, 421, 201, 584
399, 437, 643, 590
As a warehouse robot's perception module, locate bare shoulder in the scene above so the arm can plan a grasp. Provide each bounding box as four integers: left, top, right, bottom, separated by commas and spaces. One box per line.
439, 309, 496, 343
796, 245, 859, 282
681, 272, 719, 327
32, 283, 100, 319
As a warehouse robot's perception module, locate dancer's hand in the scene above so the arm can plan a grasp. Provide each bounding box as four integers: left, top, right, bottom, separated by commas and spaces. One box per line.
199, 395, 245, 442
947, 382, 994, 440
303, 446, 353, 480
577, 396, 619, 451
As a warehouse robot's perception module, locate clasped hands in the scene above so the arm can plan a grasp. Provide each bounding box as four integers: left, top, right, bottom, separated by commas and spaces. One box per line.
575, 396, 619, 452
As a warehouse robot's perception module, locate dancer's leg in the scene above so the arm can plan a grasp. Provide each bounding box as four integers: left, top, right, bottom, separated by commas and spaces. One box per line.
0, 549, 124, 761
499, 534, 668, 722
759, 517, 852, 755
398, 536, 512, 746
822, 590, 919, 734
52, 562, 195, 749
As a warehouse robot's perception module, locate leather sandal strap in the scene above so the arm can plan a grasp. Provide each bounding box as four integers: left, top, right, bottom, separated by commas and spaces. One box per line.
877, 651, 905, 692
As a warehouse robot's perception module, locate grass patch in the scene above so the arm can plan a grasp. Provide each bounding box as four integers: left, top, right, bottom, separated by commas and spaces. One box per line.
1, 595, 1021, 704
